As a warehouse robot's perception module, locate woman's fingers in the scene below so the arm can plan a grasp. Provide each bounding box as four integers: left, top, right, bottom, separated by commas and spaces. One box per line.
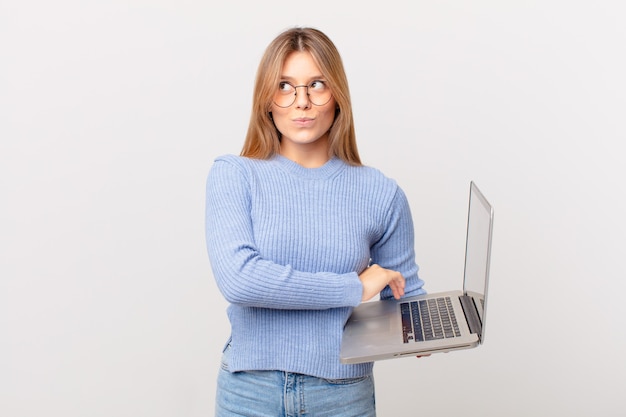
388, 274, 405, 299
358, 264, 406, 301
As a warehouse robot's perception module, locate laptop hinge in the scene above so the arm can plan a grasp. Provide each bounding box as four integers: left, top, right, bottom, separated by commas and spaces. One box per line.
459, 295, 482, 340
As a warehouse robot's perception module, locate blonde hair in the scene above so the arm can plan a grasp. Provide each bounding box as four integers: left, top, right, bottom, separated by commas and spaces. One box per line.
240, 27, 361, 166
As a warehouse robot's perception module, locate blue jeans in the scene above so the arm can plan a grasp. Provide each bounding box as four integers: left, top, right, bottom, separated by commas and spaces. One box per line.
215, 345, 376, 417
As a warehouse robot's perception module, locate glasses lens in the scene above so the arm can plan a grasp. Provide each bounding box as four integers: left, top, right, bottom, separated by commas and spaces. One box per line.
273, 82, 332, 107
309, 81, 332, 106
274, 82, 296, 107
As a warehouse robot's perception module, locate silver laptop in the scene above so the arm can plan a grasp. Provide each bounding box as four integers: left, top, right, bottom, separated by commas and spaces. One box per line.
340, 181, 494, 364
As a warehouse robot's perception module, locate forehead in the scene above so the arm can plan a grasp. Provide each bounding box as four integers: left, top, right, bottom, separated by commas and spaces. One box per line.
280, 51, 324, 80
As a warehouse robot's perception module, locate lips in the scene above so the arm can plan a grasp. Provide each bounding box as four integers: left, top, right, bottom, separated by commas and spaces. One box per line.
293, 117, 314, 126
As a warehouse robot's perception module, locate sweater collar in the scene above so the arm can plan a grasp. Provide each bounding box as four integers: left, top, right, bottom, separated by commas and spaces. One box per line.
273, 155, 346, 179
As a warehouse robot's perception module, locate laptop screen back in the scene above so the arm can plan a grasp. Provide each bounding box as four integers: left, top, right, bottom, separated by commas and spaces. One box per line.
462, 182, 494, 342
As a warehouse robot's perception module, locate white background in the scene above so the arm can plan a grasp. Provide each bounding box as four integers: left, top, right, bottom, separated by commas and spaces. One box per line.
2, 1, 625, 416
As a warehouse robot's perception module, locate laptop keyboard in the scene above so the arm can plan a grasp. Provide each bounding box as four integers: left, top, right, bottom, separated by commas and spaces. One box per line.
401, 298, 461, 343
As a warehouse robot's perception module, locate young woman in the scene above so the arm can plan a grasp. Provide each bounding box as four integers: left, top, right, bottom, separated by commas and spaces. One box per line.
205, 27, 425, 417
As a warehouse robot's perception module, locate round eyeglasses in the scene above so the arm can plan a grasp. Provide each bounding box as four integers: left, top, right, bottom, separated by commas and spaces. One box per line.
273, 80, 333, 108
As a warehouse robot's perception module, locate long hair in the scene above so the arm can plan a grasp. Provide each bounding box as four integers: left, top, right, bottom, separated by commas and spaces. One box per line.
240, 27, 361, 166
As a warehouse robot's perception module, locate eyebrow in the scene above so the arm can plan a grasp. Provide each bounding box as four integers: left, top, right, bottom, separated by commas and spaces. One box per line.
279, 75, 326, 82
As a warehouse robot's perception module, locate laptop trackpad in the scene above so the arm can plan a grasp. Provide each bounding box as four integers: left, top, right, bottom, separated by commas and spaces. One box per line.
345, 301, 396, 338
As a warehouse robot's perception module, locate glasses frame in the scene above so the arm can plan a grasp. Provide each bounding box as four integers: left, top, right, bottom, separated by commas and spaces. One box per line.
272, 81, 333, 108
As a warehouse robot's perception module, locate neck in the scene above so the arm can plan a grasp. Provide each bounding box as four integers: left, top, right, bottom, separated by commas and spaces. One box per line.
280, 138, 330, 168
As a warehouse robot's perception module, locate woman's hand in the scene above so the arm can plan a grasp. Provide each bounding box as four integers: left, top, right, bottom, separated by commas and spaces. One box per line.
358, 264, 405, 302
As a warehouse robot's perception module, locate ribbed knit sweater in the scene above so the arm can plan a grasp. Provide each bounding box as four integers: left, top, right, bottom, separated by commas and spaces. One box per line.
205, 154, 425, 379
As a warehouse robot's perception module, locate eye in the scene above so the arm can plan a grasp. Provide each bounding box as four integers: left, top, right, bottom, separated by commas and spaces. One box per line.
278, 81, 294, 93
309, 80, 327, 91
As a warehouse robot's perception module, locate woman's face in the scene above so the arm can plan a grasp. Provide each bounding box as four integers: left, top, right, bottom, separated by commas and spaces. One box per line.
270, 51, 337, 158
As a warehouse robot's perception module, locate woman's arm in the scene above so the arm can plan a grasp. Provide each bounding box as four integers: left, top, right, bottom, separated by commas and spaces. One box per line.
205, 158, 364, 310
370, 186, 426, 300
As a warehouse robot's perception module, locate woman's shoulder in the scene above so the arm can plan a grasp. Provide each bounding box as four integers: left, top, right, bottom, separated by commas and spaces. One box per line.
346, 163, 399, 189
213, 154, 252, 166
209, 155, 285, 186
211, 154, 269, 173
208, 154, 251, 182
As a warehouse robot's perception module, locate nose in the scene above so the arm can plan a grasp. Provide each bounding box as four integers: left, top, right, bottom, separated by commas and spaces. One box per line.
293, 85, 311, 109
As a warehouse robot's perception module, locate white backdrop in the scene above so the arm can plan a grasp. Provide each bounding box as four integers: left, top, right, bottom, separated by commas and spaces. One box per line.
2, 1, 625, 416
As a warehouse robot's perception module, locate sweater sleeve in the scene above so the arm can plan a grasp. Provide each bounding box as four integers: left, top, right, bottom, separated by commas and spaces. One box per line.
205, 157, 363, 310
372, 185, 426, 300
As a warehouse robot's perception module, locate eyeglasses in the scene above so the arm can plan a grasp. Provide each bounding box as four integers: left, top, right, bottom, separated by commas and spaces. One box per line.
273, 80, 333, 108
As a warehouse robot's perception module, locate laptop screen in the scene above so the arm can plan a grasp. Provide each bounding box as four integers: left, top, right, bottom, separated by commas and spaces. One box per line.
462, 182, 494, 342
